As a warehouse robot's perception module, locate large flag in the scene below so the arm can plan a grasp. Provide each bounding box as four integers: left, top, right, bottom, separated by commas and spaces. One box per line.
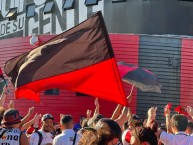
4, 11, 128, 106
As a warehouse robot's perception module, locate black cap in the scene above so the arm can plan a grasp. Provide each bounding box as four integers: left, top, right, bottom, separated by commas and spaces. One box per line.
41, 114, 54, 121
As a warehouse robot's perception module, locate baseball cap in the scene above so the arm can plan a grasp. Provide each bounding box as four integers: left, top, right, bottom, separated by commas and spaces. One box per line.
2, 109, 21, 126
41, 114, 54, 121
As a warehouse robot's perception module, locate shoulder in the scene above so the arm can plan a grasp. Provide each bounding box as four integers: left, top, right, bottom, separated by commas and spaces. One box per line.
30, 131, 40, 139
160, 131, 175, 144
160, 131, 174, 138
53, 134, 64, 143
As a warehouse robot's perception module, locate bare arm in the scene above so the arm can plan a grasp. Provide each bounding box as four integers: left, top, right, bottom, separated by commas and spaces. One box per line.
20, 113, 40, 131
94, 98, 100, 115
111, 104, 123, 120
20, 132, 30, 145
127, 85, 134, 103
114, 107, 128, 128
145, 107, 157, 128
20, 107, 34, 128
187, 106, 193, 120
0, 86, 7, 107
111, 85, 134, 120
86, 110, 92, 119
164, 105, 172, 133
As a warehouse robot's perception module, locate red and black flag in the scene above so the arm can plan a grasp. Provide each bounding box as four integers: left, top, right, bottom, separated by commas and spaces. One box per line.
0, 67, 7, 86
4, 11, 128, 106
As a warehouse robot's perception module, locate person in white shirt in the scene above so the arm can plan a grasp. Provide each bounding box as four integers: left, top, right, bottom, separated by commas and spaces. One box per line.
0, 109, 29, 145
53, 115, 80, 145
157, 107, 193, 145
30, 113, 54, 145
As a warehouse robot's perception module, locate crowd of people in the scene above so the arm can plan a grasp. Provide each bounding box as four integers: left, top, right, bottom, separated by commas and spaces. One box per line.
1, 86, 193, 145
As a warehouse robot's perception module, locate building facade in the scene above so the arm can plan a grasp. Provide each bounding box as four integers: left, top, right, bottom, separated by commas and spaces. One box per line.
1, 0, 193, 123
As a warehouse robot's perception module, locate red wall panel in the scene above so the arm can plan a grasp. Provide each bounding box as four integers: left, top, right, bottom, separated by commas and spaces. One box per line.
110, 34, 139, 113
180, 39, 193, 107
0, 34, 139, 122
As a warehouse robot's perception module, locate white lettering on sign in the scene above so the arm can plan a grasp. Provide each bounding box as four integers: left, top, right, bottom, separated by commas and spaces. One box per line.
0, 0, 104, 38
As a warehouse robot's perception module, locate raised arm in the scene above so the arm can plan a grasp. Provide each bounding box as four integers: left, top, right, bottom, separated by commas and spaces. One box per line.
114, 106, 128, 129
20, 132, 30, 145
20, 107, 34, 128
94, 98, 100, 115
20, 113, 41, 131
0, 86, 7, 107
187, 106, 193, 120
111, 104, 123, 120
145, 107, 157, 128
164, 105, 172, 133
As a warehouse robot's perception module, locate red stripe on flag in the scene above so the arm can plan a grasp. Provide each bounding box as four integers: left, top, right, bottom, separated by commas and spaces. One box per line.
15, 58, 128, 106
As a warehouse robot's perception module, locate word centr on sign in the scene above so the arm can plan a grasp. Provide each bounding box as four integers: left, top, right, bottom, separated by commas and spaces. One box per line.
0, 0, 104, 38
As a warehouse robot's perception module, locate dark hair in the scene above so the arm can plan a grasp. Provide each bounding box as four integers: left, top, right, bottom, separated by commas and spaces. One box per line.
171, 114, 188, 131
159, 123, 167, 132
124, 121, 129, 130
60, 115, 73, 125
92, 114, 104, 124
81, 118, 89, 128
80, 116, 86, 127
134, 127, 158, 145
95, 118, 122, 144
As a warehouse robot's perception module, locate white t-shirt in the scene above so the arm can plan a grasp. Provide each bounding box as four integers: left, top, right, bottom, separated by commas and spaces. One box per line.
0, 128, 21, 145
30, 129, 53, 145
160, 131, 193, 145
122, 129, 131, 145
53, 129, 80, 145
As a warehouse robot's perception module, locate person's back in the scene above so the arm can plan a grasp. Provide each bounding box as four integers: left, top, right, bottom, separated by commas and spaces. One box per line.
0, 128, 22, 145
54, 129, 80, 145
159, 114, 193, 145
161, 131, 193, 145
53, 115, 80, 145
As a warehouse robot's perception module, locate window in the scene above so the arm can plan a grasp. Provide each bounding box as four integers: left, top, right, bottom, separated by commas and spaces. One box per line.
5, 8, 17, 21
85, 0, 98, 6
43, 1, 55, 14
0, 11, 3, 19
63, 0, 75, 10
26, 3, 36, 18
112, 0, 127, 3
76, 92, 90, 97
45, 89, 59, 95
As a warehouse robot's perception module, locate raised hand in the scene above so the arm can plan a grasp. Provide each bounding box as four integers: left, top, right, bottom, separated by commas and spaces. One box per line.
148, 107, 157, 119
8, 100, 14, 109
187, 106, 193, 117
86, 109, 92, 118
28, 107, 34, 115
94, 98, 99, 107
164, 105, 170, 116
